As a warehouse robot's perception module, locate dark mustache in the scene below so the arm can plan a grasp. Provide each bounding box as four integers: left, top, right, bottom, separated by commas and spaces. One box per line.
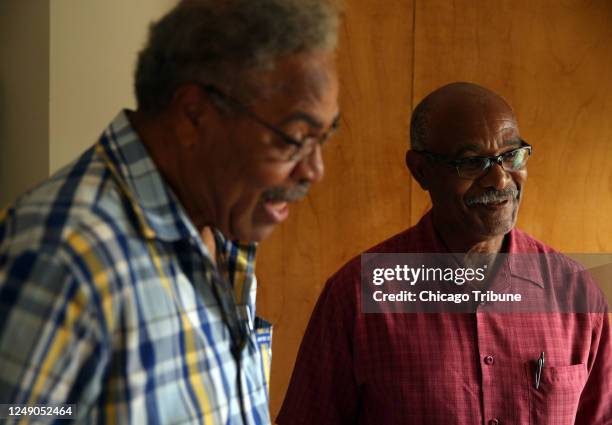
465, 187, 519, 207
262, 183, 310, 203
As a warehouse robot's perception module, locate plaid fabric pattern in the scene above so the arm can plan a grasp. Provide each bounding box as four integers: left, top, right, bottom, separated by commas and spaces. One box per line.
0, 111, 272, 424
278, 211, 611, 425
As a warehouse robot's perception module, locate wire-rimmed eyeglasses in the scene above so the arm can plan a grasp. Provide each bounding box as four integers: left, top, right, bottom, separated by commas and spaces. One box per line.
203, 85, 340, 162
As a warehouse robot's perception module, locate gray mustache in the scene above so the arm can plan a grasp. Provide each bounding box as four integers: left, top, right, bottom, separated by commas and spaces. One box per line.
262, 183, 310, 203
465, 187, 519, 207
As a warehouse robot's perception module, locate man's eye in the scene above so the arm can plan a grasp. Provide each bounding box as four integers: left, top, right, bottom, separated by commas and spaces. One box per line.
503, 150, 519, 159
460, 157, 486, 170
282, 125, 306, 140
302, 135, 321, 146
503, 149, 526, 169
289, 131, 305, 141
289, 131, 320, 148
273, 129, 301, 148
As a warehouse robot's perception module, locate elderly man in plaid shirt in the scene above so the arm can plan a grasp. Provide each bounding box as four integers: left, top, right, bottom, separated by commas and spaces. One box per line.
0, 0, 341, 423
279, 83, 611, 425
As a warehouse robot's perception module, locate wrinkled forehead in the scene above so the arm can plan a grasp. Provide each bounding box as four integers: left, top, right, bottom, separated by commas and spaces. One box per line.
426, 93, 520, 154
251, 51, 338, 104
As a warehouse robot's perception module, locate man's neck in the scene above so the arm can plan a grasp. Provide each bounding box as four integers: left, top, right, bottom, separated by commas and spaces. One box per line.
127, 110, 179, 190
465, 237, 506, 255
432, 218, 509, 289
432, 217, 506, 254
128, 110, 211, 227
200, 226, 217, 267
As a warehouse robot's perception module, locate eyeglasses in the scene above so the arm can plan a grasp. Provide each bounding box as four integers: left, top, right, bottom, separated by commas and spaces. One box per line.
414, 141, 532, 179
203, 85, 340, 162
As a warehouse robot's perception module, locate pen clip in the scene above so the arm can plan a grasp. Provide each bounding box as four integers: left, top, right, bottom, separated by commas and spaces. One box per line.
534, 351, 545, 389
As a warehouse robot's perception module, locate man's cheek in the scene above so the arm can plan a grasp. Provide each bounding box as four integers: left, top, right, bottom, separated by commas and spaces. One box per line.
513, 170, 527, 187
256, 166, 293, 188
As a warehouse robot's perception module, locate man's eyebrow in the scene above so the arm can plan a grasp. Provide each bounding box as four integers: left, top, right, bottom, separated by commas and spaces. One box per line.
277, 111, 324, 129
453, 137, 523, 157
503, 136, 523, 147
453, 144, 481, 157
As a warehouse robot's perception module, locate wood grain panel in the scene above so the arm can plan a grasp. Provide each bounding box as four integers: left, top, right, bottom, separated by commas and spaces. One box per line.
258, 0, 612, 418
256, 0, 414, 417
412, 0, 612, 252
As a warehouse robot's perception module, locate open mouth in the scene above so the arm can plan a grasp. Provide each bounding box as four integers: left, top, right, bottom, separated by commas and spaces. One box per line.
262, 200, 289, 223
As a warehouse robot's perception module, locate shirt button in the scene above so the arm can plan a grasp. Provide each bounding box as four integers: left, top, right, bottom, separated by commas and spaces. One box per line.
484, 355, 495, 365
488, 419, 499, 425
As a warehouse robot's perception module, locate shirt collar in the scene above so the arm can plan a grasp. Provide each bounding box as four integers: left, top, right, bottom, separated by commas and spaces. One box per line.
98, 111, 259, 279
505, 228, 545, 288
409, 211, 449, 253
97, 110, 195, 242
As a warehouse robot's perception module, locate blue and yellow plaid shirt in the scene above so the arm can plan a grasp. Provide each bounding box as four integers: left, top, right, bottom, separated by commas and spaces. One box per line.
0, 111, 272, 424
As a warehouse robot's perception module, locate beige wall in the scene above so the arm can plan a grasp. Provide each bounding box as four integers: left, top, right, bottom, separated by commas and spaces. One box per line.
0, 0, 50, 207
49, 0, 176, 173
0, 0, 175, 208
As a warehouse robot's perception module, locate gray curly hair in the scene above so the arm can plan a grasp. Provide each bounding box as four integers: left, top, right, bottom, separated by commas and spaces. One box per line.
134, 0, 341, 113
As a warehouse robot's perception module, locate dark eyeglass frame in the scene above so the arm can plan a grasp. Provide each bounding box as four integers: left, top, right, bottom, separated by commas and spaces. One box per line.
414, 140, 532, 179
203, 85, 340, 161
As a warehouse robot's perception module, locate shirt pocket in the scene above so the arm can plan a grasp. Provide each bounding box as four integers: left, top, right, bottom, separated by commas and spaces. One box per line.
524, 362, 587, 425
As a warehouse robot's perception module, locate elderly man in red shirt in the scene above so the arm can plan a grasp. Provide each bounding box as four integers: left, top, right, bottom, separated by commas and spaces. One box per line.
277, 82, 611, 425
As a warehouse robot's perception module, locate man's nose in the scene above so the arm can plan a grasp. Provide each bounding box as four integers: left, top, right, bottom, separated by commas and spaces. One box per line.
291, 145, 325, 184
478, 162, 511, 190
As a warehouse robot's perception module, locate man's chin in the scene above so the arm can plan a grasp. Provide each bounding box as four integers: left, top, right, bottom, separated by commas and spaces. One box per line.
468, 211, 516, 238
249, 225, 277, 243
476, 212, 517, 238
471, 202, 518, 233
237, 201, 290, 242
481, 220, 515, 238
230, 223, 277, 243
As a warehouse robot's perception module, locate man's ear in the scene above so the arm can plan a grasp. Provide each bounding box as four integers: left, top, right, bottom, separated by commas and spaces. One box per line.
170, 84, 209, 148
406, 150, 429, 191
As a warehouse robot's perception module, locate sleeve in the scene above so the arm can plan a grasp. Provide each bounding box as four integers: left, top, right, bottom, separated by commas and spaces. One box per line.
277, 267, 360, 425
574, 313, 612, 425
0, 249, 107, 421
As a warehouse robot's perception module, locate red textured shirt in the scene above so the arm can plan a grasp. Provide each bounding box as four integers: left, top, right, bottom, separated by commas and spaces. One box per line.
278, 212, 611, 425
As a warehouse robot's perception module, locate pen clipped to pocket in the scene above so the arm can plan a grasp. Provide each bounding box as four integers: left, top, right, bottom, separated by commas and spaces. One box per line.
524, 358, 587, 423
534, 351, 545, 389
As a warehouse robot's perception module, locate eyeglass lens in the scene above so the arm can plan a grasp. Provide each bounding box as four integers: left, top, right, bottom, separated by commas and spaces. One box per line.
281, 121, 338, 162
457, 147, 530, 178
